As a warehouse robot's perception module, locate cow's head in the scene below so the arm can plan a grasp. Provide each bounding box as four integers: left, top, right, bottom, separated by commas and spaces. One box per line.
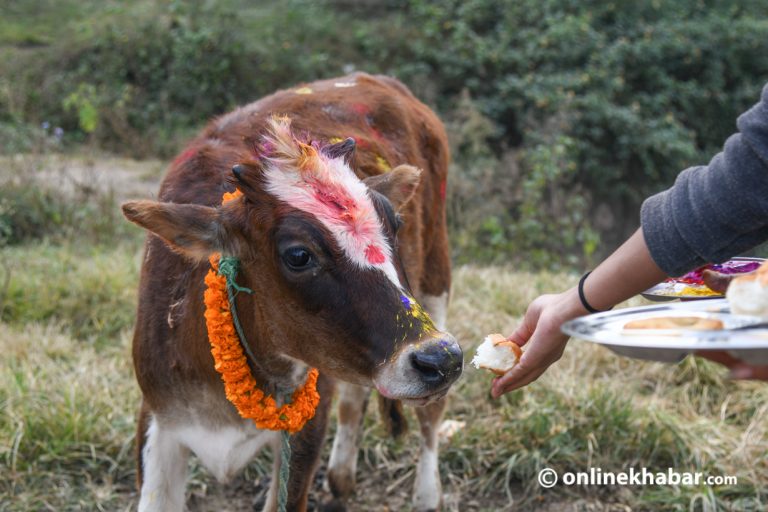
122, 116, 462, 405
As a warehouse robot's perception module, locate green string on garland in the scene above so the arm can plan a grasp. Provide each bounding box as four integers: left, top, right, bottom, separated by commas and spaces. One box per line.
217, 255, 291, 512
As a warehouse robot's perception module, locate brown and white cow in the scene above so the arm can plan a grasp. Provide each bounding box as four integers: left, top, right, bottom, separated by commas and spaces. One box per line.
123, 73, 460, 511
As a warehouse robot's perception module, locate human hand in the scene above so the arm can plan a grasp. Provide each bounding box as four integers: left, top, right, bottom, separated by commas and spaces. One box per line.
695, 350, 768, 380
491, 289, 587, 398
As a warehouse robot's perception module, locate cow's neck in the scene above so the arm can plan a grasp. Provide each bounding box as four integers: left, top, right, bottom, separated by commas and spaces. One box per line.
228, 291, 309, 406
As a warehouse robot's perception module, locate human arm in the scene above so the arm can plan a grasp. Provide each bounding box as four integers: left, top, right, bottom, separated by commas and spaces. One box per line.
491, 228, 666, 397
492, 84, 768, 397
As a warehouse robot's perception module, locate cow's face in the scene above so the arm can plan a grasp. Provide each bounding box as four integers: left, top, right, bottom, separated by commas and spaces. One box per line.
122, 117, 462, 405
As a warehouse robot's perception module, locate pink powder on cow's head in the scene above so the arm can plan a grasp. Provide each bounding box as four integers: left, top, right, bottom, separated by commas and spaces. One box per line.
260, 116, 403, 287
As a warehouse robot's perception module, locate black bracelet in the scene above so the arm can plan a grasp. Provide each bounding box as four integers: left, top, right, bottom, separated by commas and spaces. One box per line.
578, 271, 606, 314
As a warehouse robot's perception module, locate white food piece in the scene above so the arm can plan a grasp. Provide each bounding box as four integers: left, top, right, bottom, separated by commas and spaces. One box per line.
727, 261, 768, 317
471, 333, 522, 375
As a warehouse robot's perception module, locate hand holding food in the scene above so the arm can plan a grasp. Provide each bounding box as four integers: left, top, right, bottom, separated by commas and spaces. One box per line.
472, 333, 522, 375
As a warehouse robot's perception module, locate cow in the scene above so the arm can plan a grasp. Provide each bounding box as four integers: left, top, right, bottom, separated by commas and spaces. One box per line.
122, 72, 460, 512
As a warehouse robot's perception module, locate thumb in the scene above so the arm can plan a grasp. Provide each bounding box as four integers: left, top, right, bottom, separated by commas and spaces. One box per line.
508, 305, 540, 347
729, 364, 768, 380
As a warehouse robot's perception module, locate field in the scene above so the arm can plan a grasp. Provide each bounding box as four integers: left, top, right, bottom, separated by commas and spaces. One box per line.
1, 155, 766, 512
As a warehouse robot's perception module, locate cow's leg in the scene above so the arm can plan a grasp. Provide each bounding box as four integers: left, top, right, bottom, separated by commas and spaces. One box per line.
137, 412, 190, 512
412, 290, 451, 511
419, 292, 449, 334
325, 382, 370, 506
272, 373, 333, 512
413, 397, 447, 511
261, 438, 281, 512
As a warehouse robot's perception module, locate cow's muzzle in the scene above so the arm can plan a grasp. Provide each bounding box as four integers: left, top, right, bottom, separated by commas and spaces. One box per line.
374, 333, 463, 404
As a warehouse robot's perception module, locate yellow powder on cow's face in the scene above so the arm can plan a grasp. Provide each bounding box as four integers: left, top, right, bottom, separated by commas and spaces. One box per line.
398, 293, 436, 335
376, 155, 391, 172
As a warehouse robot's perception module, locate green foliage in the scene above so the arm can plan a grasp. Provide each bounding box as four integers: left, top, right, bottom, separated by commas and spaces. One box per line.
0, 157, 129, 247
400, 0, 768, 254
62, 83, 99, 134
3, 0, 768, 266
2, 1, 358, 156
1, 242, 139, 342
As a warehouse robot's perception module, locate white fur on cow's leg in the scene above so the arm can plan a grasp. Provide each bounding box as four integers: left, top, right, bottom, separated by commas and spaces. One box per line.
411, 292, 450, 511
419, 292, 449, 331
138, 417, 190, 512
326, 382, 370, 500
413, 398, 446, 512
261, 437, 281, 512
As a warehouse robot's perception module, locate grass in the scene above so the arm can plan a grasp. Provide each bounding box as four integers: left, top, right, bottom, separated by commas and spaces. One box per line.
0, 156, 766, 511
1, 257, 766, 511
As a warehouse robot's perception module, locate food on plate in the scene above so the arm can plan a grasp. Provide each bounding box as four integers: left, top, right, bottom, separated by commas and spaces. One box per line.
701, 269, 738, 294
677, 285, 721, 297
472, 333, 522, 375
644, 259, 762, 300
623, 316, 724, 330
676, 260, 761, 286
727, 260, 768, 317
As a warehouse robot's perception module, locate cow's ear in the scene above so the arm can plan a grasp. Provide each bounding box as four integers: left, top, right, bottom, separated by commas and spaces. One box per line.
364, 165, 421, 212
122, 200, 231, 260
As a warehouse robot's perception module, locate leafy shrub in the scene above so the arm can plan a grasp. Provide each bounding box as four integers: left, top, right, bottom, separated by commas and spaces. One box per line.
4, 0, 768, 265
0, 155, 129, 246
3, 1, 361, 157
398, 0, 768, 253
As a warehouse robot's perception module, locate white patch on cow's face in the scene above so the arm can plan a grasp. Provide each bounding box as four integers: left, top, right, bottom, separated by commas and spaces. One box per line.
261, 118, 402, 288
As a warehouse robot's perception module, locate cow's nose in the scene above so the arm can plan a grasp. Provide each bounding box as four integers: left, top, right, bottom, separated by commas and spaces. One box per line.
410, 336, 463, 386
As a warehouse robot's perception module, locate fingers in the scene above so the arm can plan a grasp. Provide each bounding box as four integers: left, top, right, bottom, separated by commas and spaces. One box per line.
507, 300, 543, 347
729, 364, 768, 380
694, 350, 741, 368
490, 338, 566, 398
694, 351, 768, 380
491, 364, 549, 398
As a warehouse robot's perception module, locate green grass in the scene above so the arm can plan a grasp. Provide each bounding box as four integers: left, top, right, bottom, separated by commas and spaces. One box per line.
0, 156, 765, 511
1, 255, 766, 511
1, 241, 141, 343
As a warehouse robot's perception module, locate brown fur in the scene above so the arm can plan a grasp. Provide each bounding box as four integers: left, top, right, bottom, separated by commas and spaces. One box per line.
126, 73, 453, 511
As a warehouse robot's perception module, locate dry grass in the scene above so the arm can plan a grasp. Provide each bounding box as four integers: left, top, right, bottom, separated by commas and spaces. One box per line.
1, 258, 766, 511
0, 154, 765, 511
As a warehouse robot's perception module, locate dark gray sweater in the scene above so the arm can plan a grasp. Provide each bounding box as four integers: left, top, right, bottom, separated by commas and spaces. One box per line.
641, 84, 768, 277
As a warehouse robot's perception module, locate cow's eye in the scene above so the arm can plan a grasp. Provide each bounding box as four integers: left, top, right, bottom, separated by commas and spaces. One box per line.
282, 246, 315, 271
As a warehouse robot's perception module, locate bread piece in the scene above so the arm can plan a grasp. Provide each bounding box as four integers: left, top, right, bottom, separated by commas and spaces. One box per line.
727, 260, 768, 317
623, 316, 723, 330
471, 333, 522, 376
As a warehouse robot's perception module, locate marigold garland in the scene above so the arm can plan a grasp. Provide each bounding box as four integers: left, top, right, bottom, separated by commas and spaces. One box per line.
203, 188, 320, 433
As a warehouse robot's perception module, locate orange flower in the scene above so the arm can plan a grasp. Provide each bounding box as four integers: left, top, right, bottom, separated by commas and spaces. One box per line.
203, 189, 320, 434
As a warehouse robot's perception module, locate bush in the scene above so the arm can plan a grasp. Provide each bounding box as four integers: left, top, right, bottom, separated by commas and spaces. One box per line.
4, 0, 768, 266
0, 154, 129, 247
2, 1, 362, 157
398, 0, 768, 253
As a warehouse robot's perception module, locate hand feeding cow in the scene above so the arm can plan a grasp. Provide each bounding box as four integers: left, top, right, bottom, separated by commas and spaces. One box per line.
123, 73, 461, 512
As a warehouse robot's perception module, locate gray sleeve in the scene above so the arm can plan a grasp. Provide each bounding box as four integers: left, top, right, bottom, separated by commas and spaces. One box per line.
640, 84, 768, 277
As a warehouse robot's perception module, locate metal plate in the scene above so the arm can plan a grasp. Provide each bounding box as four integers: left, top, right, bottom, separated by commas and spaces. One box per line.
641, 257, 764, 302
561, 299, 768, 364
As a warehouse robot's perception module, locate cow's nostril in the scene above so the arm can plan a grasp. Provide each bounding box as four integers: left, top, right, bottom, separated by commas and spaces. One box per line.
410, 351, 445, 384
